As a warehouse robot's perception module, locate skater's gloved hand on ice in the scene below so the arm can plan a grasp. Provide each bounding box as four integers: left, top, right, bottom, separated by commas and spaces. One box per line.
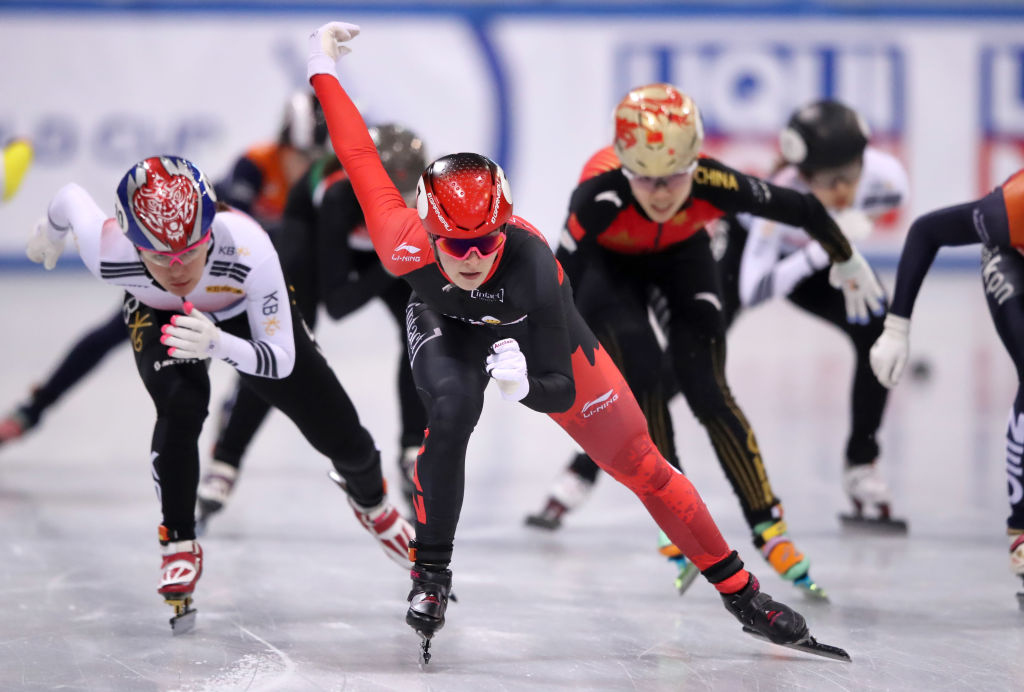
869, 314, 910, 388
829, 248, 885, 324
161, 302, 223, 360
307, 21, 360, 81
26, 216, 67, 270
486, 338, 530, 402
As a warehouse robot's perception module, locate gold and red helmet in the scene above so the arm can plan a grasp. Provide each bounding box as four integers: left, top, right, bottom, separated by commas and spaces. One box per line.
416, 153, 512, 238
613, 83, 704, 177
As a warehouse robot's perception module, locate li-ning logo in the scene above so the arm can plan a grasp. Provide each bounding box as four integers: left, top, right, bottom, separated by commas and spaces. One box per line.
392, 242, 422, 263
581, 388, 619, 418
470, 288, 504, 302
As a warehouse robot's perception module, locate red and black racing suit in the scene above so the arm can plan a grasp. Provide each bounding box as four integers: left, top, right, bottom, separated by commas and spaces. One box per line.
311, 72, 754, 593
557, 146, 853, 534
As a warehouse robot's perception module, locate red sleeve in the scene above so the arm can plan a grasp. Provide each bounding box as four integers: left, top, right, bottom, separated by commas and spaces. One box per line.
578, 146, 621, 183
310, 73, 434, 276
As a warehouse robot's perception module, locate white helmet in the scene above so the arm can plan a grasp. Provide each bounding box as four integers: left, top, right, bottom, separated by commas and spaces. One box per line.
613, 83, 704, 177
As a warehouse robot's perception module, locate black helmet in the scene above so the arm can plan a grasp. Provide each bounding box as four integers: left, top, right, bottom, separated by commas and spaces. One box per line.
370, 123, 427, 196
779, 100, 869, 174
279, 91, 328, 155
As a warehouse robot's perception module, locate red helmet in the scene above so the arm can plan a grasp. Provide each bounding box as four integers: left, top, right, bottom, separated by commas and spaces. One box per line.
415, 153, 512, 238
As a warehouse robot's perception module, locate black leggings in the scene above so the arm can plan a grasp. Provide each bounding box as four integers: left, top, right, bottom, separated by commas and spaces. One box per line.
570, 232, 779, 529
125, 293, 381, 541
981, 246, 1024, 531
21, 306, 126, 425
212, 274, 424, 471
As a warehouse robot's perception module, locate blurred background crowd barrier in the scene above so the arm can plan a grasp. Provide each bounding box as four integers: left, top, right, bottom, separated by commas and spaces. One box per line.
1, 0, 1023, 264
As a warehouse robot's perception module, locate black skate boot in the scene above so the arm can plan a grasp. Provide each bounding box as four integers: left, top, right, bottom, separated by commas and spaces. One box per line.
406, 565, 453, 664
722, 574, 851, 662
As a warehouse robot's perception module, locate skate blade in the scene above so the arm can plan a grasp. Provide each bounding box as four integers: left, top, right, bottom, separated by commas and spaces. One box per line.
741, 626, 851, 662
839, 513, 909, 534
416, 632, 433, 666
673, 562, 700, 596
792, 576, 830, 603
166, 599, 197, 635
524, 514, 561, 530
1017, 591, 1024, 611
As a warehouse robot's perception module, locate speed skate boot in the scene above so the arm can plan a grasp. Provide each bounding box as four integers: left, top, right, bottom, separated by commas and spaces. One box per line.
195, 460, 238, 535
328, 471, 414, 569
158, 527, 203, 634
406, 564, 453, 665
525, 466, 595, 530
397, 445, 419, 517
0, 405, 36, 449
1010, 531, 1024, 610
753, 517, 828, 601
657, 530, 699, 595
840, 462, 908, 533
722, 573, 850, 661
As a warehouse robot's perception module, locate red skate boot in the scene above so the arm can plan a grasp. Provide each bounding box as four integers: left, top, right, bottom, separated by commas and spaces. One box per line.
329, 471, 415, 569
158, 528, 203, 634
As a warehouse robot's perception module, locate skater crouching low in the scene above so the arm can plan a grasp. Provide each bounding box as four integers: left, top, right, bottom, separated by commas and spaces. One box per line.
26, 156, 414, 632
307, 21, 852, 663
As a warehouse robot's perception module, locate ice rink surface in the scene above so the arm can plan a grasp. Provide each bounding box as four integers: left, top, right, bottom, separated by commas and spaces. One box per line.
0, 268, 1021, 691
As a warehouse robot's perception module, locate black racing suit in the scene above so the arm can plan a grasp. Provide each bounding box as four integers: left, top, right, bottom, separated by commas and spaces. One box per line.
212, 158, 427, 473
557, 146, 853, 532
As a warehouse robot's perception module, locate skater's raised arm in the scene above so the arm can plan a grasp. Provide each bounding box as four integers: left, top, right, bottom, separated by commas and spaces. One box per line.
306, 23, 426, 277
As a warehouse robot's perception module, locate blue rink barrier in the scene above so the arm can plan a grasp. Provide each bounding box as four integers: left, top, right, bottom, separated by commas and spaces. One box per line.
1, 0, 1023, 19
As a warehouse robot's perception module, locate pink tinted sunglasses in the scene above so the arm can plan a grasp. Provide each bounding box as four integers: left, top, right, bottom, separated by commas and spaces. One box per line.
137, 230, 212, 267
433, 230, 506, 260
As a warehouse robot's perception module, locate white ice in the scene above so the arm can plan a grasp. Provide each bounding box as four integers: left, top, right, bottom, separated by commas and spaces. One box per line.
0, 268, 1021, 691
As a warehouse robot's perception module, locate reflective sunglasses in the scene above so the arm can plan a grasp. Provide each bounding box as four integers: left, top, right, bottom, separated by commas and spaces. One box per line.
137, 229, 212, 267
433, 230, 506, 260
622, 160, 698, 192
806, 159, 863, 190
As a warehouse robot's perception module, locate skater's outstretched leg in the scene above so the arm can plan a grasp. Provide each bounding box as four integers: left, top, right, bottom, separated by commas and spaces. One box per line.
710, 552, 850, 661
0, 308, 126, 450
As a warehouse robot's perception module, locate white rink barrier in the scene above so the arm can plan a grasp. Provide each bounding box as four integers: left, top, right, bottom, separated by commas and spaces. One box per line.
1, 6, 1023, 262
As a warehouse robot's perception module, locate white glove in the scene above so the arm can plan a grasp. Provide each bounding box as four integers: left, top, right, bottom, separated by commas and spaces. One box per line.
829, 248, 885, 324
485, 338, 530, 402
161, 302, 222, 361
833, 208, 874, 243
26, 217, 67, 270
869, 314, 911, 389
307, 21, 360, 80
